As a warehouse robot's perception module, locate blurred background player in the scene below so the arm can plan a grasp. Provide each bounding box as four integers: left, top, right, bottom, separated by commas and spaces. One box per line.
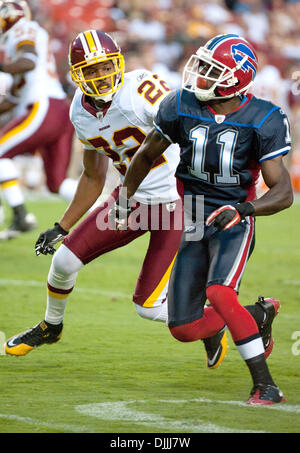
0, 0, 77, 240
0, 68, 13, 226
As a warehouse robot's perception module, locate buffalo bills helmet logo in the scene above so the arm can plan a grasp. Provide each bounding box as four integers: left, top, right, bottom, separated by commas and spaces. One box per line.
231, 43, 257, 79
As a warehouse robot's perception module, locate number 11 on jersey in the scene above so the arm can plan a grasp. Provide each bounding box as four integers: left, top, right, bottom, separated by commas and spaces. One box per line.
189, 125, 240, 185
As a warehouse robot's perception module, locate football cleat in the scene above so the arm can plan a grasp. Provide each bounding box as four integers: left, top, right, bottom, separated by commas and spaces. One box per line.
203, 326, 228, 369
4, 321, 63, 356
255, 296, 280, 359
0, 212, 37, 240
247, 383, 286, 405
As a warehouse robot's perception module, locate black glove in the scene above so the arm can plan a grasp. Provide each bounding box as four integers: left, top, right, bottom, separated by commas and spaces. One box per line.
109, 196, 131, 231
35, 222, 69, 256
206, 202, 255, 232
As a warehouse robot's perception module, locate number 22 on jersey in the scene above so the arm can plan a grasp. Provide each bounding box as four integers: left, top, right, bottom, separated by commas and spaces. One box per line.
86, 76, 170, 175
87, 126, 166, 176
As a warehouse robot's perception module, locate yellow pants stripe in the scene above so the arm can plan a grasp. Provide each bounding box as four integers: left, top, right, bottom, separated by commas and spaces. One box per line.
143, 252, 177, 308
0, 101, 40, 145
0, 179, 19, 189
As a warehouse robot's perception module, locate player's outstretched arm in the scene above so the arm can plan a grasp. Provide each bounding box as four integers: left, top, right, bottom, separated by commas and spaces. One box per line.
59, 149, 108, 231
0, 44, 37, 75
119, 128, 171, 201
35, 149, 108, 255
251, 155, 293, 216
111, 128, 171, 230
206, 156, 293, 231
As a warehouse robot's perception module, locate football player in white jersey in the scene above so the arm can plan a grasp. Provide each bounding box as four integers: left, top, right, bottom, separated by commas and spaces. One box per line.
0, 1, 77, 240
5, 30, 271, 371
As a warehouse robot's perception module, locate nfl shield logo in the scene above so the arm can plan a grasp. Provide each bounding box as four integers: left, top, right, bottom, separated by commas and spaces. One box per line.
215, 114, 225, 124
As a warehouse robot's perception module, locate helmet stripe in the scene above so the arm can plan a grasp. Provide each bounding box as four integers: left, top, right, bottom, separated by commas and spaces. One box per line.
91, 30, 102, 52
84, 31, 97, 53
79, 32, 90, 55
206, 34, 239, 50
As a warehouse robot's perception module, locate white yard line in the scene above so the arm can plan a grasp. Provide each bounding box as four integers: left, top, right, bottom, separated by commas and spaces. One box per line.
283, 280, 300, 285
75, 398, 287, 433
0, 278, 130, 299
0, 413, 92, 433
75, 397, 300, 433
1, 397, 299, 434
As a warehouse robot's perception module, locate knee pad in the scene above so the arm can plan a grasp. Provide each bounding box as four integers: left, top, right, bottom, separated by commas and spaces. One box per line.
134, 301, 168, 323
51, 244, 83, 275
48, 245, 83, 289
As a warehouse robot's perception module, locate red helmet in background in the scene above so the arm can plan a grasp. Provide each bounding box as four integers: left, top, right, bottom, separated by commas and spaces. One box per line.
69, 30, 125, 103
0, 1, 31, 35
182, 34, 258, 102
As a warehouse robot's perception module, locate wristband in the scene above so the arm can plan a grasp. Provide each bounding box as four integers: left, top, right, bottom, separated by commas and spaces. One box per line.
235, 202, 255, 219
54, 222, 69, 235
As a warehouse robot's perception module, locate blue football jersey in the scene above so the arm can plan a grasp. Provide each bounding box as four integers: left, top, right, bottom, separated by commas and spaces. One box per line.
154, 89, 291, 218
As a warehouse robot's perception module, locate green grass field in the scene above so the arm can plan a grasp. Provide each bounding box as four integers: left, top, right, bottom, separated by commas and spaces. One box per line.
0, 196, 300, 434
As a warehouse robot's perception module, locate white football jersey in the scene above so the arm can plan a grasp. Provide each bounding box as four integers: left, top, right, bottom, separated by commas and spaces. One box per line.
70, 69, 180, 204
1, 18, 66, 107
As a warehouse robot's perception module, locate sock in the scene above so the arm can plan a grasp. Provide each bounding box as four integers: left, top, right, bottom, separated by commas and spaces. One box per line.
0, 159, 24, 207
12, 204, 28, 219
206, 285, 260, 341
58, 178, 78, 202
45, 282, 73, 325
1, 180, 24, 207
45, 245, 83, 325
246, 353, 275, 387
206, 285, 265, 360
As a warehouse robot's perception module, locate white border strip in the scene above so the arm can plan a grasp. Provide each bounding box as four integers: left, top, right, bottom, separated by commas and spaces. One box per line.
0, 278, 130, 299
259, 146, 291, 162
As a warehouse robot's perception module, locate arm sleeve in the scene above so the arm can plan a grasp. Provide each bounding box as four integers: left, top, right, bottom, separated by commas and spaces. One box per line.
153, 90, 180, 144
255, 108, 292, 162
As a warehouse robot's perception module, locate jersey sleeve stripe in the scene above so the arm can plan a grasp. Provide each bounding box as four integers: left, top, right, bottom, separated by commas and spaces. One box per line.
153, 121, 173, 143
78, 138, 90, 145
259, 146, 291, 162
78, 137, 95, 150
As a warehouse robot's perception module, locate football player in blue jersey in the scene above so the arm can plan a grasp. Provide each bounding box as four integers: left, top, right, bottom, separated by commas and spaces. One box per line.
112, 34, 293, 405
